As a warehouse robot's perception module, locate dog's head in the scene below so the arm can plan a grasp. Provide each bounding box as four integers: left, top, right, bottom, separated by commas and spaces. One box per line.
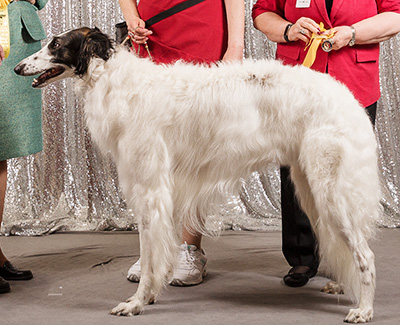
14, 27, 114, 88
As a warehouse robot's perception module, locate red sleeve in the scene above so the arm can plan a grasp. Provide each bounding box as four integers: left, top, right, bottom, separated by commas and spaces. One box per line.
252, 0, 286, 21
377, 0, 400, 13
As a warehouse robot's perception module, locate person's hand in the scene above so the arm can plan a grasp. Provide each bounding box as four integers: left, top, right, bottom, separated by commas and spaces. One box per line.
288, 17, 320, 42
326, 26, 353, 50
127, 17, 152, 44
0, 45, 4, 66
222, 45, 243, 62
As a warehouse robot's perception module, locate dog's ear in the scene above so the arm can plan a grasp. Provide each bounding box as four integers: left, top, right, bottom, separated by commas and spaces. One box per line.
75, 28, 114, 76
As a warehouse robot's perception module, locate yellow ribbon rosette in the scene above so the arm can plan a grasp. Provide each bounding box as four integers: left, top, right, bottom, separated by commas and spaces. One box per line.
0, 0, 11, 58
302, 22, 335, 68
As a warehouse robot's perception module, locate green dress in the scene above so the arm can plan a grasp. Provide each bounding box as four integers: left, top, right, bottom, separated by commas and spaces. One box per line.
0, 0, 48, 160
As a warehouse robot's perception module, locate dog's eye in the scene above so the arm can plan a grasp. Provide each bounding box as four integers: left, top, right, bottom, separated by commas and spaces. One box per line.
51, 41, 61, 49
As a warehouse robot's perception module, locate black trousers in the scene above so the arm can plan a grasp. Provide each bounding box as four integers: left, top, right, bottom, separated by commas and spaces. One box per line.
281, 102, 377, 268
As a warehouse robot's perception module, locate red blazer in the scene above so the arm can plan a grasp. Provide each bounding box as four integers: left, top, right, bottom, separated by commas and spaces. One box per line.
135, 0, 228, 64
253, 0, 400, 107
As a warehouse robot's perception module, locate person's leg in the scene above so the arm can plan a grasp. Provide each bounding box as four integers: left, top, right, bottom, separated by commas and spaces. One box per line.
182, 227, 202, 249
0, 159, 33, 283
0, 160, 10, 293
281, 166, 319, 287
0, 160, 8, 266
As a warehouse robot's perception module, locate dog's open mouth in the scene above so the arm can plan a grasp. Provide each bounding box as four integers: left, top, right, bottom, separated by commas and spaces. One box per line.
32, 66, 65, 88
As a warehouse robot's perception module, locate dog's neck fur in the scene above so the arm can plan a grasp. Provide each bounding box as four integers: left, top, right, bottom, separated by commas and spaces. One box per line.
76, 56, 108, 92
75, 47, 155, 94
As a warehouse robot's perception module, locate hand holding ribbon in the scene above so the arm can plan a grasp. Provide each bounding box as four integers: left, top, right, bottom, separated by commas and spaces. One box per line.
302, 22, 336, 68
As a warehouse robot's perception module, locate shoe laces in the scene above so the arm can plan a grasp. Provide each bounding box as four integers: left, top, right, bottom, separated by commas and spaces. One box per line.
178, 242, 197, 270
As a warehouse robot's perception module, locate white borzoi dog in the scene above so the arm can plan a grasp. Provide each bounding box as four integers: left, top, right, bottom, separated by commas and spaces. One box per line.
15, 27, 381, 323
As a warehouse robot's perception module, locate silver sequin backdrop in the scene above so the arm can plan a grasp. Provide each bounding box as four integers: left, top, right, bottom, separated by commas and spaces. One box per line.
2, 0, 400, 235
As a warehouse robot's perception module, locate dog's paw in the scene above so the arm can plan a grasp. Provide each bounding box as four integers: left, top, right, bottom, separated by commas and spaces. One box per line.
320, 281, 344, 295
344, 308, 373, 323
110, 301, 144, 317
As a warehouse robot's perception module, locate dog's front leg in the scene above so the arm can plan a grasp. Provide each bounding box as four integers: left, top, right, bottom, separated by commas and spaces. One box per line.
111, 225, 156, 316
111, 178, 178, 316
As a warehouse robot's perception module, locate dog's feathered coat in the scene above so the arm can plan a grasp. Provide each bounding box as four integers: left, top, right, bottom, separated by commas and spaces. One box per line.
15, 27, 381, 323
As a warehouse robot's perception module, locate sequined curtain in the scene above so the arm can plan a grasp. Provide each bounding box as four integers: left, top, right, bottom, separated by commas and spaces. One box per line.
2, 0, 399, 235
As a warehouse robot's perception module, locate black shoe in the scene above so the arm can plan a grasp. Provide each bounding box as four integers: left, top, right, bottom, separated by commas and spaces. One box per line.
0, 276, 10, 294
283, 266, 318, 287
0, 261, 33, 281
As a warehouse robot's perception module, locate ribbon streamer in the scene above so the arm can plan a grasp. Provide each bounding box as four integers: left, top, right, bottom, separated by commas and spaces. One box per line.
0, 0, 10, 58
302, 22, 335, 68
0, 0, 11, 7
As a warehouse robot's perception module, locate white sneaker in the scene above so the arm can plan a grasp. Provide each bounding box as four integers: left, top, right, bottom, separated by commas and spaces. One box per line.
126, 243, 208, 286
127, 258, 141, 282
169, 243, 207, 286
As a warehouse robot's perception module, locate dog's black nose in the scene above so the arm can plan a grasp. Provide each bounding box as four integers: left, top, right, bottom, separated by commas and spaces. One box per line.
14, 64, 25, 75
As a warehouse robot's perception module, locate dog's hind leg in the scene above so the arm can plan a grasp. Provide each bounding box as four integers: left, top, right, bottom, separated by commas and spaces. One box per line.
296, 135, 379, 323
298, 182, 377, 323
343, 238, 376, 323
319, 217, 376, 323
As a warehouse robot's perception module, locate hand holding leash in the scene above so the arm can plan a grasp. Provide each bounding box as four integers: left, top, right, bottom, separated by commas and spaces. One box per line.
130, 26, 152, 44
120, 17, 153, 61
127, 17, 152, 44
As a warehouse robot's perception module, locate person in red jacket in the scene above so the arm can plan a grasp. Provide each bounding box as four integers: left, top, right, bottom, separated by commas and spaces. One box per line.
252, 0, 400, 287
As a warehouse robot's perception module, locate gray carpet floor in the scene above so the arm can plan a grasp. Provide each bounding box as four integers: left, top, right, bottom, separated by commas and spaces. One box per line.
0, 229, 399, 324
